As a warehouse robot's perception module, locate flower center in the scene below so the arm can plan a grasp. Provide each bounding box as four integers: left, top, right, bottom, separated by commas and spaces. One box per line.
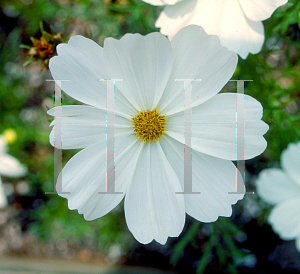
131, 108, 168, 144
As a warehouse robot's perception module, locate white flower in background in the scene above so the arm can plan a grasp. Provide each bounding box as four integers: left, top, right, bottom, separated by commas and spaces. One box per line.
143, 0, 288, 59
0, 135, 27, 209
48, 25, 268, 244
256, 142, 300, 252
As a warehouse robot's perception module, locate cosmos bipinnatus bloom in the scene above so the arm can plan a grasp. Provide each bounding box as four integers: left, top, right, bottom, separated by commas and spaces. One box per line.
0, 135, 27, 208
48, 25, 268, 244
257, 142, 300, 252
143, 0, 288, 59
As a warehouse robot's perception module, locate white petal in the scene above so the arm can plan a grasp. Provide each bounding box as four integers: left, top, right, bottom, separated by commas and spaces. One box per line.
157, 25, 237, 115
295, 236, 300, 252
160, 136, 244, 222
0, 177, 7, 209
256, 168, 300, 205
157, 0, 264, 59
124, 142, 185, 244
49, 36, 107, 108
143, 0, 183, 6
49, 35, 135, 116
0, 153, 27, 178
239, 0, 288, 22
58, 133, 139, 221
166, 93, 268, 160
103, 32, 174, 110
156, 0, 198, 39
269, 198, 300, 240
281, 142, 300, 186
48, 106, 132, 149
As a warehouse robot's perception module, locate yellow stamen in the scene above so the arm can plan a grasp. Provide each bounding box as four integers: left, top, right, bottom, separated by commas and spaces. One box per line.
131, 108, 168, 144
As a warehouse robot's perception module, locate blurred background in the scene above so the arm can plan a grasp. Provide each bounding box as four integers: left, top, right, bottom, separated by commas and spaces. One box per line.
0, 0, 299, 273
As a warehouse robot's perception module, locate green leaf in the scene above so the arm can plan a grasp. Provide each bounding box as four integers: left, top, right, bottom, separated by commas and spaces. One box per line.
218, 225, 246, 259
23, 58, 36, 67
39, 21, 45, 35
219, 217, 242, 235
170, 221, 200, 265
19, 44, 32, 49
196, 231, 215, 274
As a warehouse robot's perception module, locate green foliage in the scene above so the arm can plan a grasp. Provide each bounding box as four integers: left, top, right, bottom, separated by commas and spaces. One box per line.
171, 221, 200, 265
232, 3, 300, 164
171, 219, 249, 273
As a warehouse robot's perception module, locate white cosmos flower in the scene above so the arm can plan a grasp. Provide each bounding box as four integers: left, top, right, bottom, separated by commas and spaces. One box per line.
256, 142, 300, 252
0, 136, 27, 209
48, 25, 268, 244
144, 0, 288, 59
